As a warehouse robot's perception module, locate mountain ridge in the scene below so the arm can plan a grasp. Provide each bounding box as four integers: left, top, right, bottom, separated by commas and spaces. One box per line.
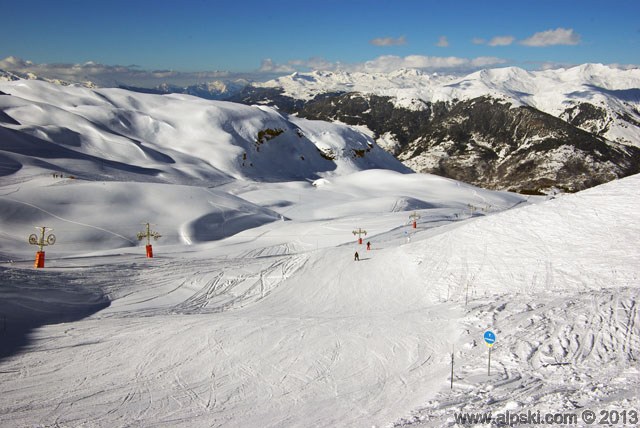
2, 63, 639, 192
232, 64, 640, 192
0, 80, 409, 186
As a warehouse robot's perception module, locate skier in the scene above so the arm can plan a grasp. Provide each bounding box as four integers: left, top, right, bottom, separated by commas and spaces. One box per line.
354, 251, 360, 261
366, 241, 371, 251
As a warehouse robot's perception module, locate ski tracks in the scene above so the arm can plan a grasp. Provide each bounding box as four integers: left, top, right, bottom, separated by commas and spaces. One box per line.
390, 288, 639, 426
169, 254, 309, 314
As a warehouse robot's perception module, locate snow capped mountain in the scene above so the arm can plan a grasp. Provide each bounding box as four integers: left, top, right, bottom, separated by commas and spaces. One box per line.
0, 69, 22, 82
4, 62, 639, 193
0, 67, 97, 88
121, 78, 250, 100
254, 68, 456, 104
0, 79, 408, 186
250, 64, 640, 146
236, 64, 640, 193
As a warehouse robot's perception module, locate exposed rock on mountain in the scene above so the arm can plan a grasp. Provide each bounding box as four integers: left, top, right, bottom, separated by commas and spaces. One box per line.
397, 97, 639, 193
232, 69, 640, 193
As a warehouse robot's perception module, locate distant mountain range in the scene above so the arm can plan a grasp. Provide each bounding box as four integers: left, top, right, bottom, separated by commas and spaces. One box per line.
2, 64, 639, 193
228, 65, 640, 193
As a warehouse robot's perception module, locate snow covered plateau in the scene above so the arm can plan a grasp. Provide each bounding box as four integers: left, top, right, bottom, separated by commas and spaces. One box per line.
0, 80, 638, 427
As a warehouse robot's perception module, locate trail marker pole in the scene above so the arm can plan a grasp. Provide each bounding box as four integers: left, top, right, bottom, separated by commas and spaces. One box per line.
28, 226, 56, 268
137, 223, 161, 258
352, 228, 367, 245
484, 330, 496, 376
450, 347, 454, 389
409, 211, 420, 229
465, 281, 470, 307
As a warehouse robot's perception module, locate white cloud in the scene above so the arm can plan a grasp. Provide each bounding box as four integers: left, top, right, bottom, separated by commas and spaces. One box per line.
0, 54, 514, 88
536, 61, 577, 70
488, 35, 515, 46
357, 54, 507, 73
472, 37, 486, 45
436, 36, 449, 47
370, 36, 407, 46
258, 58, 296, 73
253, 55, 508, 75
0, 56, 34, 68
470, 56, 510, 67
0, 56, 244, 87
520, 28, 581, 47
608, 63, 640, 70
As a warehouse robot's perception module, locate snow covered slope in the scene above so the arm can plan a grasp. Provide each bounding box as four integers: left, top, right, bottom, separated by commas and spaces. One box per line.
0, 80, 408, 185
0, 164, 637, 426
393, 173, 640, 426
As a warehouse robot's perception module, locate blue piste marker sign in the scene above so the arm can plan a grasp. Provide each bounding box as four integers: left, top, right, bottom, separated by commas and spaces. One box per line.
484, 330, 496, 347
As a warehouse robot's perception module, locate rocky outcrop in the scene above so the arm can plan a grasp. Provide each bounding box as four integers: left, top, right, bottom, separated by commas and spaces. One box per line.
232, 87, 640, 193
399, 97, 640, 193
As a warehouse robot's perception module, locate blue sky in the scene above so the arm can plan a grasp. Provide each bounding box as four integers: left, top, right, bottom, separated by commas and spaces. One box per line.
1, 0, 638, 84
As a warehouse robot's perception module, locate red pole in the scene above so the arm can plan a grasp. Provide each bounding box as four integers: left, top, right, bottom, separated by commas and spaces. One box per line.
412, 221, 417, 228
358, 237, 362, 244
146, 245, 153, 258
34, 251, 45, 268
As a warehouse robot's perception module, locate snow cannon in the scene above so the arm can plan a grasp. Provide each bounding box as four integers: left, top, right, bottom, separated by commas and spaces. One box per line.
352, 228, 367, 244
409, 211, 421, 229
28, 226, 56, 268
137, 223, 161, 258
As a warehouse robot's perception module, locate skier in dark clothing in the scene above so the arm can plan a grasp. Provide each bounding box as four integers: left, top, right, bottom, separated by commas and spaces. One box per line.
354, 251, 360, 261
366, 241, 371, 251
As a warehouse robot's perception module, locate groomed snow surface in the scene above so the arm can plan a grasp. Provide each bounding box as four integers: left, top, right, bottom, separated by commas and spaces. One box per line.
1, 171, 638, 427
0, 81, 638, 427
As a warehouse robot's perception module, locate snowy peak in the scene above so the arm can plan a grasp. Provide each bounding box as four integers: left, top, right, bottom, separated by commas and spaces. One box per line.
234, 63, 640, 193
249, 63, 640, 146
0, 67, 97, 88
0, 79, 409, 185
256, 63, 640, 103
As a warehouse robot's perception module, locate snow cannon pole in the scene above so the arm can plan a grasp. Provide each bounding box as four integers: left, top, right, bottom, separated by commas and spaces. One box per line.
28, 226, 56, 268
352, 228, 367, 245
34, 251, 45, 268
137, 223, 161, 259
409, 211, 420, 229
